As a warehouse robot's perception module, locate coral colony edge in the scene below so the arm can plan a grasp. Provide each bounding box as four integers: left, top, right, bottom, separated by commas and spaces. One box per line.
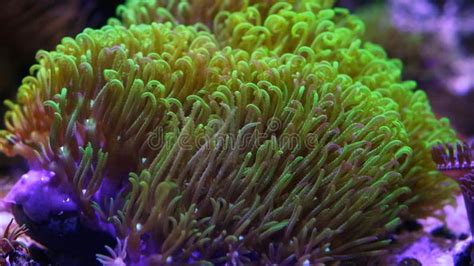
433, 143, 474, 237
0, 0, 458, 265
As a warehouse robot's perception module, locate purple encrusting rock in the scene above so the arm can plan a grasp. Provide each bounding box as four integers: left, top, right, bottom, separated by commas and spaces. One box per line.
3, 170, 115, 265
385, 195, 472, 265
4, 170, 77, 222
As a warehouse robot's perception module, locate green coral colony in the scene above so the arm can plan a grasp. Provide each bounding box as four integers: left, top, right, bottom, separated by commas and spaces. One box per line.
0, 0, 457, 264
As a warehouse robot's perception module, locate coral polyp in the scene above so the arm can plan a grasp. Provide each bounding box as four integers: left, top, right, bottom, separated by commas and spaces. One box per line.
0, 0, 457, 264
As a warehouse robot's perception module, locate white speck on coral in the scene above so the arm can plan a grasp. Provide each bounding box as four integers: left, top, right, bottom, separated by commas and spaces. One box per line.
303, 259, 310, 266
136, 223, 143, 231
238, 235, 244, 241
82, 189, 87, 195
166, 256, 173, 263
141, 157, 147, 164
